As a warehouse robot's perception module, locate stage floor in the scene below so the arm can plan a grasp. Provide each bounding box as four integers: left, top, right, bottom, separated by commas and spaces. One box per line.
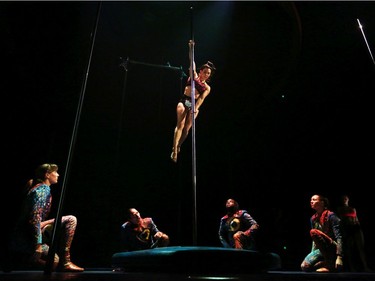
1, 269, 375, 281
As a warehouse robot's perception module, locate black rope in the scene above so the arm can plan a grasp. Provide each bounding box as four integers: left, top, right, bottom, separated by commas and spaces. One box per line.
43, 1, 102, 274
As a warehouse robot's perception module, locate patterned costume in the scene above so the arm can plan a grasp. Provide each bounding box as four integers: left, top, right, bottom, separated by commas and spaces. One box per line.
180, 76, 207, 110
219, 209, 259, 250
120, 217, 165, 251
301, 209, 343, 272
186, 76, 207, 94
179, 94, 194, 110
11, 183, 79, 270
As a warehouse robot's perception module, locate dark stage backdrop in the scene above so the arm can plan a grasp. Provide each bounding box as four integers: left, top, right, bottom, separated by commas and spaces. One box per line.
2, 2, 375, 270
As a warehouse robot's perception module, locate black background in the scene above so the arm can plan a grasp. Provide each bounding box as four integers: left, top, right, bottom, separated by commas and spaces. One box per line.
2, 1, 375, 270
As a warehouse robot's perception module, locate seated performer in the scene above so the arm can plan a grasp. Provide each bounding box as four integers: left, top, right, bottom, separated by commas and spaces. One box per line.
120, 208, 169, 252
336, 194, 371, 272
10, 163, 84, 272
301, 194, 343, 272
218, 198, 260, 250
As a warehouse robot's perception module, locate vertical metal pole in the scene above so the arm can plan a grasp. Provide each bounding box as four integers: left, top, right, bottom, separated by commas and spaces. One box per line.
357, 19, 375, 66
44, 2, 102, 274
189, 6, 197, 246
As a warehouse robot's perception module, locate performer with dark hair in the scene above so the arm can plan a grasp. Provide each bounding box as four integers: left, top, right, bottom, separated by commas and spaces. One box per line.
218, 198, 259, 250
11, 163, 84, 272
301, 194, 343, 272
337, 194, 370, 272
120, 208, 169, 252
170, 40, 216, 163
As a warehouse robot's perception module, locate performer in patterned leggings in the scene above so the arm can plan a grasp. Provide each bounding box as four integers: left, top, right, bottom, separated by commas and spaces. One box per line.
11, 163, 84, 272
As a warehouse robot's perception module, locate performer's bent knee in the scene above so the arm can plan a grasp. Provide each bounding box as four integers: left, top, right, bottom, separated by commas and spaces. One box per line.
301, 260, 313, 272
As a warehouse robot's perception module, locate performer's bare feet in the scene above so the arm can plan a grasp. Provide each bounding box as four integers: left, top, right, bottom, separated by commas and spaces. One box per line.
170, 152, 177, 163
171, 150, 178, 163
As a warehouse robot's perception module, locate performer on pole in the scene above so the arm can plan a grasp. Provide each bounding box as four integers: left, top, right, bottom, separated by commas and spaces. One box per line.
170, 40, 215, 163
